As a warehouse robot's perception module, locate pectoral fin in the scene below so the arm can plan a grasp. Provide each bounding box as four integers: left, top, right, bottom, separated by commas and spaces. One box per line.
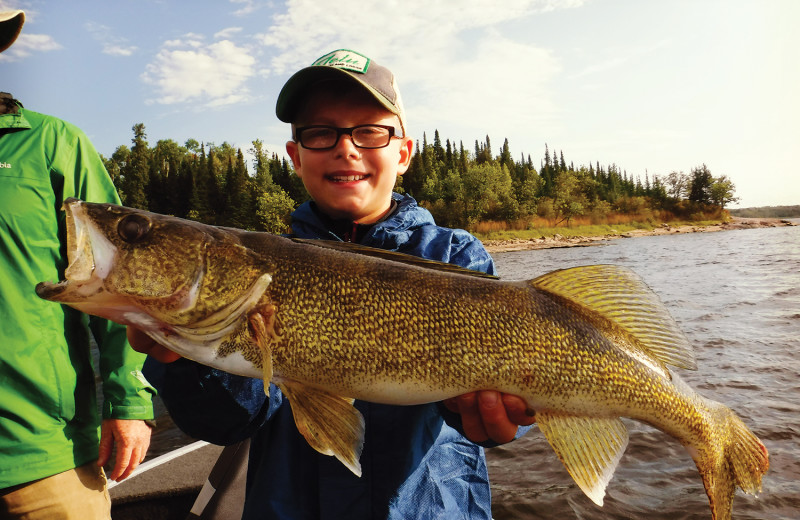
536, 411, 629, 506
248, 306, 278, 397
277, 380, 365, 477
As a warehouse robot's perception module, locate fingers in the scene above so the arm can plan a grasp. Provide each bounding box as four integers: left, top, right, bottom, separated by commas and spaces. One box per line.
96, 421, 113, 468
98, 419, 153, 482
501, 393, 537, 427
126, 327, 181, 363
452, 392, 490, 443
444, 391, 536, 444
109, 443, 133, 481
111, 441, 148, 482
476, 391, 517, 444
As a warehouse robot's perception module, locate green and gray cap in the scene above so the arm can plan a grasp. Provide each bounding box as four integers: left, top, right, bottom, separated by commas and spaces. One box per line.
0, 10, 25, 53
276, 49, 407, 135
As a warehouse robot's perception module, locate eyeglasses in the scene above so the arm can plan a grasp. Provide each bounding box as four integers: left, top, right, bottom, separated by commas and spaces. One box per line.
294, 124, 403, 150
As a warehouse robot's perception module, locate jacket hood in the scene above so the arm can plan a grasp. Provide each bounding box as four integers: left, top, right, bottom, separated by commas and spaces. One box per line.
289, 193, 496, 275
290, 193, 434, 245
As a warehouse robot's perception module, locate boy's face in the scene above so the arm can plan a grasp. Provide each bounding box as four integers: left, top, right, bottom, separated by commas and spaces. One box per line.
285, 86, 412, 224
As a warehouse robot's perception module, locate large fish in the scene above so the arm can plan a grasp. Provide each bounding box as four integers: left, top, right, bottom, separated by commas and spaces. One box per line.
36, 199, 768, 519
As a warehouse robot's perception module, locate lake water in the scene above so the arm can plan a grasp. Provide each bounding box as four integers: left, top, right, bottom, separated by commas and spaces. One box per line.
487, 222, 800, 520
144, 223, 800, 520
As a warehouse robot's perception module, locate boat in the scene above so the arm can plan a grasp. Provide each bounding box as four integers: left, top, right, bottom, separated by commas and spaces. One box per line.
109, 440, 249, 520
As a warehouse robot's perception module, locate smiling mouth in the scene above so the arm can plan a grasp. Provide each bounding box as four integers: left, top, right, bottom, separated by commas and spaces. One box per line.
327, 174, 369, 183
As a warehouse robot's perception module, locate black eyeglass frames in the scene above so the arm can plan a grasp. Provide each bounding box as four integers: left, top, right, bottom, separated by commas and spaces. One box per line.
294, 124, 403, 150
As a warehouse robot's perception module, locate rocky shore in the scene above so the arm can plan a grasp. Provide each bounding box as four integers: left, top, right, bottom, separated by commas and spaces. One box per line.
482, 217, 796, 253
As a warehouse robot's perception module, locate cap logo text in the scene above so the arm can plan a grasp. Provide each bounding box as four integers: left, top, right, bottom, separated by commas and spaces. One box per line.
312, 49, 370, 74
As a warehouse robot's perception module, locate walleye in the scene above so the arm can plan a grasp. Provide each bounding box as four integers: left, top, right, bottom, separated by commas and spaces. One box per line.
36, 199, 768, 520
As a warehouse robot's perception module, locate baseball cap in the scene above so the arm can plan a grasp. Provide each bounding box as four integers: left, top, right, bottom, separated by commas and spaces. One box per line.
0, 9, 24, 53
276, 49, 407, 135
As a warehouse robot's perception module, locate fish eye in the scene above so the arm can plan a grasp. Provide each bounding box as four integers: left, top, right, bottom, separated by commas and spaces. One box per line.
118, 214, 153, 243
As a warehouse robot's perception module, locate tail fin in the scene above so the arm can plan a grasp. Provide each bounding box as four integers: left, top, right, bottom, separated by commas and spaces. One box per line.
695, 405, 769, 520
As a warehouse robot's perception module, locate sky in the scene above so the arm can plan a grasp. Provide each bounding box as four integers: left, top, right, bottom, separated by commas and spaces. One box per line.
2, 0, 798, 209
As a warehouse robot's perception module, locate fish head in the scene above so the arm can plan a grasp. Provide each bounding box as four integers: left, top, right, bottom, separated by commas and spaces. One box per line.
36, 198, 272, 334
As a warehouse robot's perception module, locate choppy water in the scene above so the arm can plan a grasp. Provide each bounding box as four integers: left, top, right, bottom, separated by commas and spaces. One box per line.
488, 223, 800, 520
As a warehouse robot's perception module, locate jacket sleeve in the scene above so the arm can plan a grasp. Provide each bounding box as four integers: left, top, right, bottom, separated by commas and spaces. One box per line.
56, 116, 155, 420
144, 358, 283, 445
444, 229, 497, 276
91, 317, 156, 420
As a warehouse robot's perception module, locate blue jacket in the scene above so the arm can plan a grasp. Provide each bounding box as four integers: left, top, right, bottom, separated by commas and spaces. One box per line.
148, 194, 507, 519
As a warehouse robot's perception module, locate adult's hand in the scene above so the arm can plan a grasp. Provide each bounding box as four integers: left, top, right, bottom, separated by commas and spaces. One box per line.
97, 419, 152, 481
127, 327, 181, 363
443, 391, 536, 444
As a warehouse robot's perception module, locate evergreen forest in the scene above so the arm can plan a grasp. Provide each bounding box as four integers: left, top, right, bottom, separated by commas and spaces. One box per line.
103, 123, 739, 235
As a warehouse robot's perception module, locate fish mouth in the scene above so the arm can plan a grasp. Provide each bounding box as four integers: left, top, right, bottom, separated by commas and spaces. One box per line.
35, 199, 117, 301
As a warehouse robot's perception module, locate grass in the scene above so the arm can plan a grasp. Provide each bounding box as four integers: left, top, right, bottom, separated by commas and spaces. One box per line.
471, 215, 727, 242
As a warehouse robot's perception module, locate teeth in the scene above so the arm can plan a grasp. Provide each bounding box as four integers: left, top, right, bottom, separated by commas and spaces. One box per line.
330, 175, 366, 182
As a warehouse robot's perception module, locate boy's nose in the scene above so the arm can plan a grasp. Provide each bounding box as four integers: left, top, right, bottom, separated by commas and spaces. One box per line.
333, 133, 360, 158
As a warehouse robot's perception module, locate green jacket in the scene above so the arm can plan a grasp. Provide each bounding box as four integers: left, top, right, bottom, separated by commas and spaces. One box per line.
0, 99, 155, 489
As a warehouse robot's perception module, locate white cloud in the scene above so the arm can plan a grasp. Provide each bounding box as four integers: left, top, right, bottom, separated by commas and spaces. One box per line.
164, 34, 205, 48
0, 33, 61, 61
102, 44, 137, 57
403, 30, 562, 141
85, 21, 137, 57
255, 0, 577, 139
229, 0, 265, 17
215, 27, 243, 40
141, 37, 257, 106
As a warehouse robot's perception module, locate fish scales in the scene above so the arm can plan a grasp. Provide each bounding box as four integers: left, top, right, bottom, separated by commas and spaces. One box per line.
36, 199, 769, 520
260, 241, 605, 403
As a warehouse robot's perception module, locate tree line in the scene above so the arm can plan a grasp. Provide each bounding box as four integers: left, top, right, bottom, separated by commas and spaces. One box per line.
104, 124, 738, 233
730, 206, 800, 218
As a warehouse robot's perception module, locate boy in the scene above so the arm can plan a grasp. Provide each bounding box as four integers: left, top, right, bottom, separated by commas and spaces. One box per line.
134, 49, 534, 519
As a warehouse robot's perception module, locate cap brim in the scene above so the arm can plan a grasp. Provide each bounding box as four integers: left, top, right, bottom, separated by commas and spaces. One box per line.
0, 10, 25, 54
276, 65, 400, 124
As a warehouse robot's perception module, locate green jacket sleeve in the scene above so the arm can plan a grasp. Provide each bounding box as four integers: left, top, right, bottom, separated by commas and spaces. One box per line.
91, 316, 155, 419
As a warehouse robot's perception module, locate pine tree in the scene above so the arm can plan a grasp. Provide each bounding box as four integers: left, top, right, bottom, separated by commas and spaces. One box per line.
189, 144, 211, 222
225, 149, 251, 228
688, 164, 714, 204
402, 140, 425, 198
433, 130, 445, 164
499, 138, 513, 171
119, 123, 150, 209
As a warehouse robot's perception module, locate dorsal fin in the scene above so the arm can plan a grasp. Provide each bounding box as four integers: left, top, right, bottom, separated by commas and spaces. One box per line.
531, 265, 696, 371
290, 238, 498, 280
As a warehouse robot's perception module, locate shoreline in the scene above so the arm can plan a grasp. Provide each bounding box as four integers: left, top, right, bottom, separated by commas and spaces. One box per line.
481, 217, 796, 253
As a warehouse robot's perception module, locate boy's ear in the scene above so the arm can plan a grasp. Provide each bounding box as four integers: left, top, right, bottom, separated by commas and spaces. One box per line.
286, 140, 302, 177
396, 137, 413, 176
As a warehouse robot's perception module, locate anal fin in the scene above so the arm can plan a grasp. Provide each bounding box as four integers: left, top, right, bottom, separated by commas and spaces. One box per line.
536, 411, 629, 506
277, 380, 365, 477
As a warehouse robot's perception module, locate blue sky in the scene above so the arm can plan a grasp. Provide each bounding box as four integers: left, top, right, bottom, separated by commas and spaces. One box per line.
2, 0, 798, 208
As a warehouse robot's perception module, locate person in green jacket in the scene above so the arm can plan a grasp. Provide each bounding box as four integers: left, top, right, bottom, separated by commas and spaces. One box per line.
0, 10, 155, 519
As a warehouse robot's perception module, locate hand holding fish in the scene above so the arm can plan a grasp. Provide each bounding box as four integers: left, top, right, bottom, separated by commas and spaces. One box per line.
127, 326, 181, 363
444, 392, 536, 444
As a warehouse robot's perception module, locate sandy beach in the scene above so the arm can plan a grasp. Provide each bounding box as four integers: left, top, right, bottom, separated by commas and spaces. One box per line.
482, 217, 796, 253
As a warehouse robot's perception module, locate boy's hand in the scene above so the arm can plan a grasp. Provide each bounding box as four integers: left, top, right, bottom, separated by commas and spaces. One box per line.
127, 327, 181, 363
443, 391, 536, 444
